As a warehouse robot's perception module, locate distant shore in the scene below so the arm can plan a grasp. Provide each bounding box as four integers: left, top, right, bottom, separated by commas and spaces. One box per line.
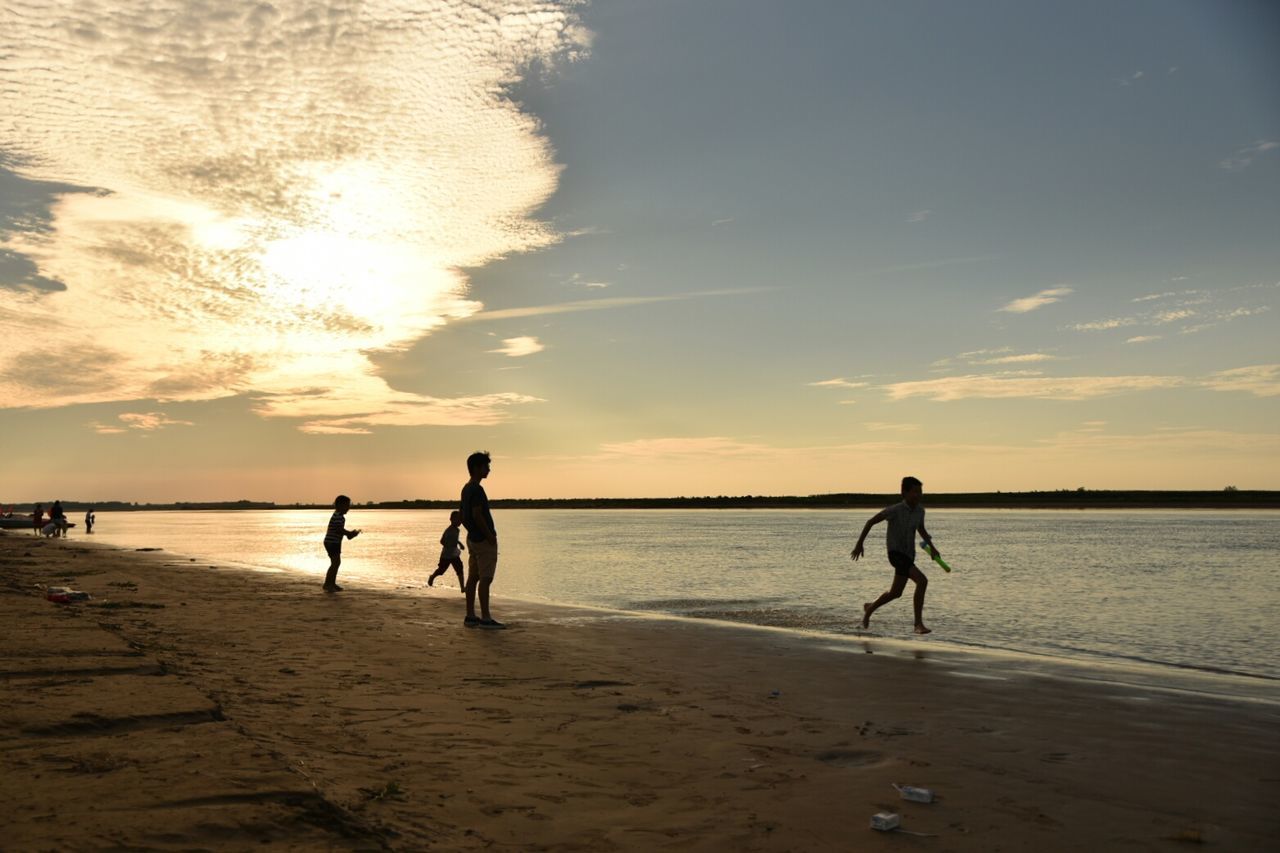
12, 489, 1280, 513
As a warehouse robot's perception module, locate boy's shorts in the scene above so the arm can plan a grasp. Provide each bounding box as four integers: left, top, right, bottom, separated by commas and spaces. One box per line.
324, 541, 341, 560
467, 539, 498, 580
888, 550, 915, 578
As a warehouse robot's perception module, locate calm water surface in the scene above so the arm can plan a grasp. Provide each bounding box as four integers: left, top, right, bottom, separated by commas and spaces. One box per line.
84, 509, 1280, 680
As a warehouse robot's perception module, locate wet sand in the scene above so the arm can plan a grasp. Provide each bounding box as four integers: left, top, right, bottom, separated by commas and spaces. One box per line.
2, 531, 1277, 851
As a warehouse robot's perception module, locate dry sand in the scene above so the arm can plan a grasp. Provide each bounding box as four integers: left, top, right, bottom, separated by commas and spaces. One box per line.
2, 531, 1277, 851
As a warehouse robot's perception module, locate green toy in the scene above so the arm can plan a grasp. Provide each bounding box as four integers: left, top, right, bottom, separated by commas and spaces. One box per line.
921, 541, 952, 573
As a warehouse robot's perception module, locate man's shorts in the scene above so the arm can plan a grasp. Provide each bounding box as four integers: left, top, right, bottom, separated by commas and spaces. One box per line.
888, 550, 916, 578
468, 539, 498, 580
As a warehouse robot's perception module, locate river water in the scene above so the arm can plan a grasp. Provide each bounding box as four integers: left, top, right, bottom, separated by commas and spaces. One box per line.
81, 508, 1280, 682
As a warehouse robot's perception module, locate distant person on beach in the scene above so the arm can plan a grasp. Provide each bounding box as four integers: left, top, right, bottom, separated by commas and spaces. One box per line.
32, 503, 43, 536
85, 508, 95, 534
460, 451, 504, 629
322, 495, 361, 592
428, 510, 466, 590
851, 476, 940, 635
49, 500, 67, 537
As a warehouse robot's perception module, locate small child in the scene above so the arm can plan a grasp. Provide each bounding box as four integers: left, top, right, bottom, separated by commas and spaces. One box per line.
322, 494, 361, 592
427, 510, 466, 590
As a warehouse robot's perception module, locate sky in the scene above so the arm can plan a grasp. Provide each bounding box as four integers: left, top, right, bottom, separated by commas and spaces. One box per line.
1, 0, 1277, 502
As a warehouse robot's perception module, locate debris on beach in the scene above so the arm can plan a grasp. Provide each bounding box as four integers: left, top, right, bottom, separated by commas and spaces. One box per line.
894, 783, 936, 803
870, 811, 938, 837
45, 586, 91, 603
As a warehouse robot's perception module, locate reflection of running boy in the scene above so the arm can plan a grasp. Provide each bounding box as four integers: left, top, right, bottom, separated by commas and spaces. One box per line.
428, 511, 466, 590
851, 476, 939, 635
322, 495, 361, 593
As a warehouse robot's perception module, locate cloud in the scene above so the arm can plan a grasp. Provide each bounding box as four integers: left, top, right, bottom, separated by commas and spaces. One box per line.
934, 348, 1059, 368
808, 378, 870, 390
1043, 427, 1280, 454
490, 336, 544, 357
255, 389, 545, 434
1219, 140, 1279, 171
1074, 317, 1140, 331
598, 437, 774, 458
881, 364, 1280, 401
864, 422, 920, 431
1154, 309, 1196, 324
460, 288, 767, 323
1125, 335, 1161, 344
1179, 306, 1270, 334
711, 217, 735, 227
90, 410, 193, 434
1074, 287, 1270, 335
1201, 365, 1280, 397
566, 272, 610, 289
0, 1, 590, 432
999, 287, 1073, 314
980, 353, 1059, 364
906, 209, 931, 223
882, 372, 1187, 401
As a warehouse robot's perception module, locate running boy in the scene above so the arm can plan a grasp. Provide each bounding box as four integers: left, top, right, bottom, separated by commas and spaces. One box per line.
851, 476, 940, 634
322, 494, 361, 592
428, 510, 466, 589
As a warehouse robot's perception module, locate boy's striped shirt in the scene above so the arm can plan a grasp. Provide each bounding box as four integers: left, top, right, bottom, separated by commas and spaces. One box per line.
324, 511, 345, 546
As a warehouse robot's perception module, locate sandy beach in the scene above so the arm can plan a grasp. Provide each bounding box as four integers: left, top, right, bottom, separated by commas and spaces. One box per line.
2, 531, 1277, 851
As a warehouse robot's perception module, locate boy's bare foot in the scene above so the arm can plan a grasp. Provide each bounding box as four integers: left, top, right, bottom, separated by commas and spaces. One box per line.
862, 602, 872, 629
427, 575, 435, 587
914, 624, 931, 635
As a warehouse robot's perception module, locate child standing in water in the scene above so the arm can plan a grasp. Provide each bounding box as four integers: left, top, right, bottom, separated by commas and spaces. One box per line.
851, 476, 940, 635
322, 495, 361, 592
428, 511, 466, 590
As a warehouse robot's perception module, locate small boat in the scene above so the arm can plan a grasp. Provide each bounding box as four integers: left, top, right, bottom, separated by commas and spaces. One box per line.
0, 516, 76, 530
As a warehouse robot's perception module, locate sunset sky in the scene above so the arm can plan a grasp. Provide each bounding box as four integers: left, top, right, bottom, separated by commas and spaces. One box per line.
2, 0, 1277, 502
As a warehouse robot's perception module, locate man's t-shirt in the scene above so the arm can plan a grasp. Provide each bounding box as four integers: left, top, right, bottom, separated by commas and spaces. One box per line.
461, 482, 495, 543
883, 500, 924, 557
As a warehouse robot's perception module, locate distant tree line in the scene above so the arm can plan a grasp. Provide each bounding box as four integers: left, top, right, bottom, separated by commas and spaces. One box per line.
7, 490, 1278, 512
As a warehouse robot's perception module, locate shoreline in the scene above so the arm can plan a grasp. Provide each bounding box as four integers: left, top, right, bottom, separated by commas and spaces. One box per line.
78, 530, 1280, 691
4, 532, 1279, 850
